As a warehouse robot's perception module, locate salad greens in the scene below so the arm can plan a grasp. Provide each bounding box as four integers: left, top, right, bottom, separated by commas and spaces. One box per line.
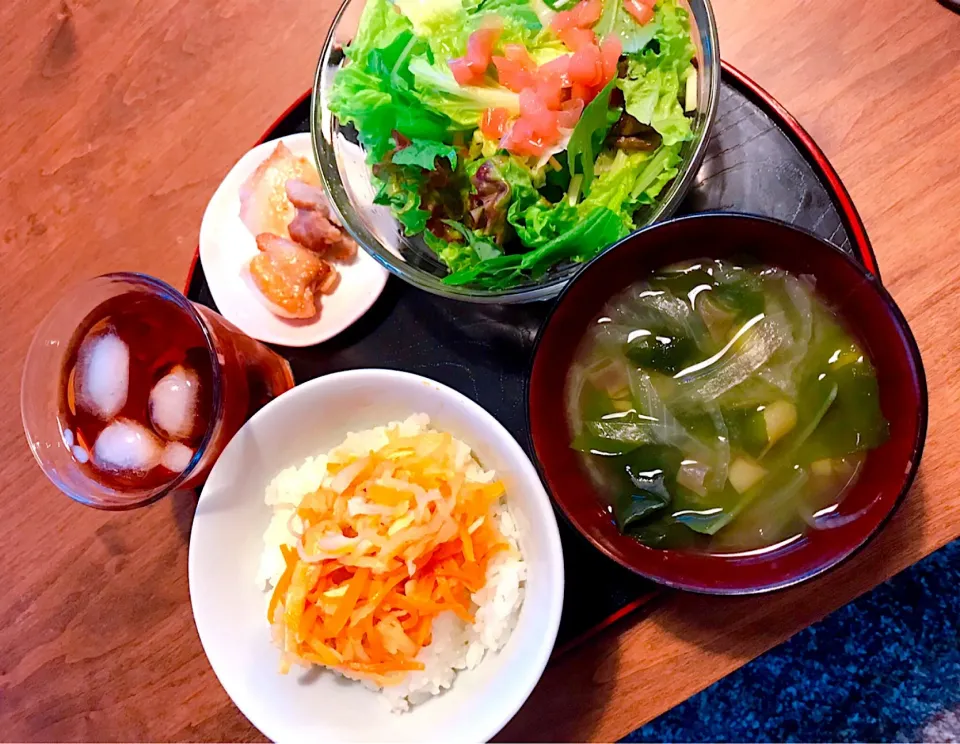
328, 0, 699, 289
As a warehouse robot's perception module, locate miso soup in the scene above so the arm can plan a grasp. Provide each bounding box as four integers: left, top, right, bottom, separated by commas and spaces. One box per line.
565, 258, 888, 553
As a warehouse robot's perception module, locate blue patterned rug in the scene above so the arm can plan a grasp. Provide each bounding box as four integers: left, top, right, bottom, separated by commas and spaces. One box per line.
624, 539, 960, 742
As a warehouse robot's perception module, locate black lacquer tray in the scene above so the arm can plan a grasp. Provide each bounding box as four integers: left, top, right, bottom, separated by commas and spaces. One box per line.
185, 62, 878, 655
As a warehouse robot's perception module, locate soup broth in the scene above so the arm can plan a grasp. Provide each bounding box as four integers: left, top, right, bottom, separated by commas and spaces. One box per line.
565, 258, 888, 553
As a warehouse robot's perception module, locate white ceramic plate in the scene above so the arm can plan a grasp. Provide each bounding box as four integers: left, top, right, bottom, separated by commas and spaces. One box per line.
188, 370, 565, 743
199, 133, 388, 348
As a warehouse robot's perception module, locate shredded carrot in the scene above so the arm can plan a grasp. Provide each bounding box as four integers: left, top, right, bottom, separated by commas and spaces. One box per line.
459, 523, 476, 563
267, 545, 298, 623
389, 591, 447, 615
345, 659, 426, 674
437, 577, 475, 624
412, 619, 432, 648
299, 604, 320, 638
324, 568, 369, 637
269, 425, 510, 683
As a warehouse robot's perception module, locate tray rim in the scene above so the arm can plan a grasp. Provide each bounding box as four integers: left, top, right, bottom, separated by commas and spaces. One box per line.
181, 60, 880, 657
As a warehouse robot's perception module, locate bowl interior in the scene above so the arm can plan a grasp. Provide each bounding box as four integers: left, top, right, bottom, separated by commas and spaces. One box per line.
529, 213, 926, 594
312, 0, 720, 303
189, 370, 564, 742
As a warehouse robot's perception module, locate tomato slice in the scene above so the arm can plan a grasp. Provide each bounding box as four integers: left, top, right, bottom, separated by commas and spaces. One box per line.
449, 56, 482, 86
550, 7, 578, 36
624, 0, 655, 25
558, 26, 597, 52
465, 26, 502, 75
492, 56, 536, 92
569, 43, 603, 88
534, 70, 565, 109
557, 97, 585, 129
480, 107, 511, 138
503, 44, 537, 72
570, 82, 594, 103
599, 36, 623, 84
501, 119, 547, 157
571, 0, 603, 27
529, 109, 561, 141
519, 89, 546, 117
552, 0, 603, 39
539, 54, 572, 87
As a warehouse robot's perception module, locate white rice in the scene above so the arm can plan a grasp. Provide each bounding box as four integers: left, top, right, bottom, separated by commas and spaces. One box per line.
257, 414, 526, 712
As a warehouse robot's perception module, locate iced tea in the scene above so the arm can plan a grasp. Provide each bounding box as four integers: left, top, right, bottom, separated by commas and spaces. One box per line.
62, 292, 215, 491
23, 273, 294, 508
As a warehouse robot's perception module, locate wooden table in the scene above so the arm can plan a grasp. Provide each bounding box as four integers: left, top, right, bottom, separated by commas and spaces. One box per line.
1, 0, 958, 740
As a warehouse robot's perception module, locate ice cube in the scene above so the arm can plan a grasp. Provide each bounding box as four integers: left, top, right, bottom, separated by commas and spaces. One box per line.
75, 332, 130, 420
149, 365, 200, 441
72, 445, 89, 464
160, 441, 194, 473
93, 420, 162, 473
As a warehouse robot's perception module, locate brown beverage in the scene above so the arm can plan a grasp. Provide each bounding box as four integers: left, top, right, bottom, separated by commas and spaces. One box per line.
62, 293, 216, 490
25, 273, 295, 508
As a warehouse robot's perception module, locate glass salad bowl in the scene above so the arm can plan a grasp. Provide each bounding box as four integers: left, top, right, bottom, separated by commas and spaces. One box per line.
312, 0, 720, 303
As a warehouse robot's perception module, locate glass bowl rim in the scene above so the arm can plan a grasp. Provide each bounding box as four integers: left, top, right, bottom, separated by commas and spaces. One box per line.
310, 0, 722, 303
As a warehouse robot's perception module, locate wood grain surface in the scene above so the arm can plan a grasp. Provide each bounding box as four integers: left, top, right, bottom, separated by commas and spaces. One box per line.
1, 0, 958, 741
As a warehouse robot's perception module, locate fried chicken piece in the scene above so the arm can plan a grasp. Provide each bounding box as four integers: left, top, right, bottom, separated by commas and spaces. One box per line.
248, 233, 332, 319
239, 143, 321, 240
285, 179, 358, 261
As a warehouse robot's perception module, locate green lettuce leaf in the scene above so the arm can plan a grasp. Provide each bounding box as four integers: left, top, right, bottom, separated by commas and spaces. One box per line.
409, 57, 520, 128
490, 157, 564, 245
394, 0, 467, 59
620, 60, 691, 146
511, 200, 578, 247
349, 0, 415, 60
395, 0, 542, 60
650, 0, 696, 68
442, 253, 525, 288
630, 143, 682, 204
577, 145, 682, 230
443, 220, 503, 260
423, 230, 481, 273
616, 0, 696, 145
566, 77, 618, 192
373, 170, 431, 235
423, 219, 503, 273
464, 0, 544, 32
329, 18, 455, 160
521, 205, 626, 270
595, 0, 660, 54
580, 150, 651, 216
443, 205, 625, 286
392, 139, 459, 170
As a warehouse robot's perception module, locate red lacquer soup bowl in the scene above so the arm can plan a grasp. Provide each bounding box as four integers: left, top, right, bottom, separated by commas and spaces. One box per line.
528, 213, 927, 594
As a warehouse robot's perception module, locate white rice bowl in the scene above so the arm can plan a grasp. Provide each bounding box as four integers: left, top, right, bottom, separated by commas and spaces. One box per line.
188, 370, 564, 744
256, 415, 527, 713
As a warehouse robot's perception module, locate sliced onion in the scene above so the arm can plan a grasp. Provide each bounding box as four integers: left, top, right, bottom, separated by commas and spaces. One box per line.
347, 496, 394, 517
296, 539, 326, 563
329, 458, 368, 494
675, 312, 789, 403
677, 460, 710, 497
704, 400, 730, 490
286, 509, 304, 539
